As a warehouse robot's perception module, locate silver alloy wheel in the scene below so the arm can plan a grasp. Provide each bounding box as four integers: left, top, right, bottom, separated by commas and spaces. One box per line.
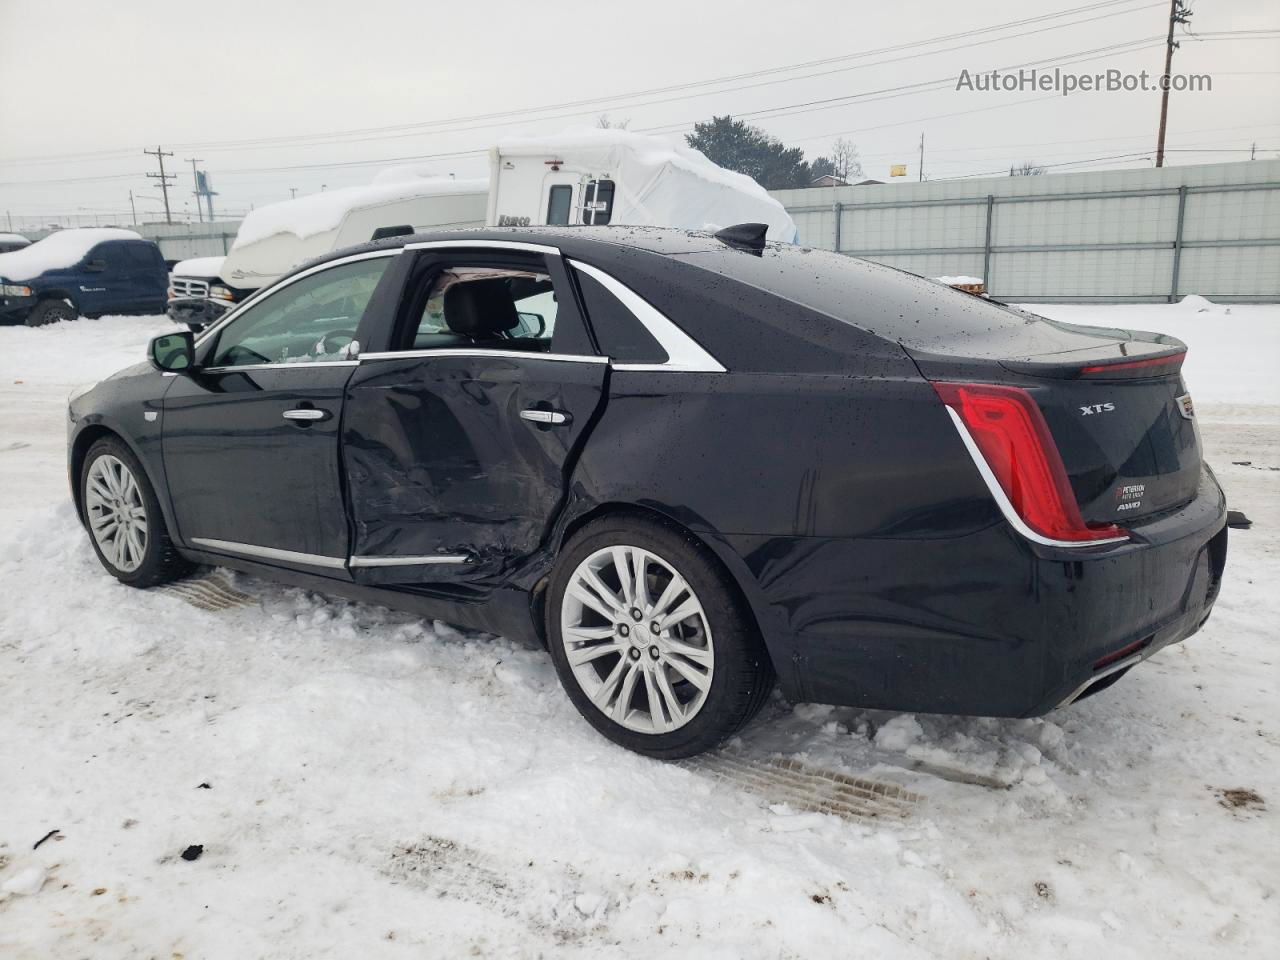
560, 544, 715, 734
85, 454, 148, 573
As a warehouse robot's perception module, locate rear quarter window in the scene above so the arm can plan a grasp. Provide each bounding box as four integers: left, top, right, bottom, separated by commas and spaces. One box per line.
573, 267, 667, 364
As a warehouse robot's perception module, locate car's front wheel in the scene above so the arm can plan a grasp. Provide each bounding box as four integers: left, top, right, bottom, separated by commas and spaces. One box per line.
25, 299, 78, 327
81, 437, 193, 587
546, 515, 775, 759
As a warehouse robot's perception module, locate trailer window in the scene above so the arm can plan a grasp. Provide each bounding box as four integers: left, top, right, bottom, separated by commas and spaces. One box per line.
546, 185, 573, 225
582, 179, 615, 225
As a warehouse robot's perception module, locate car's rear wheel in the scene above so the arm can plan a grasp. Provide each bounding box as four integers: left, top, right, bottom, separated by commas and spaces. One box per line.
25, 299, 78, 327
546, 515, 775, 759
81, 437, 193, 587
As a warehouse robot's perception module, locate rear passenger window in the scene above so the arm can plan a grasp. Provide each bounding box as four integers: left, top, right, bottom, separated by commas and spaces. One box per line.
546, 185, 573, 225
410, 268, 558, 352
573, 268, 667, 364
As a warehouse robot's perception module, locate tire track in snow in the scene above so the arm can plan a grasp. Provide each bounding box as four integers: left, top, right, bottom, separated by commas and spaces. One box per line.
686, 753, 920, 823
156, 569, 255, 612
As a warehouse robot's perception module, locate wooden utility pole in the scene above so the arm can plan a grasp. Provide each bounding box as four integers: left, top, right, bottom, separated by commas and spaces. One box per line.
1155, 0, 1192, 168
144, 146, 176, 224
128, 191, 137, 225
918, 133, 925, 182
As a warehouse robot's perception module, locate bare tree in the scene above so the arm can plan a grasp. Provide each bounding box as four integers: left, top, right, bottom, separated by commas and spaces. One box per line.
597, 114, 630, 130
1009, 160, 1046, 176
829, 137, 863, 182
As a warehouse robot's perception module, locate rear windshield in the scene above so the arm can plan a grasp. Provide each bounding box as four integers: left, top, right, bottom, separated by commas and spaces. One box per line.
672, 245, 1087, 358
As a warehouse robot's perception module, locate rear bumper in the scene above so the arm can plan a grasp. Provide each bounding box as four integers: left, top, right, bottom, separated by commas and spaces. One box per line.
167, 296, 229, 327
728, 466, 1228, 716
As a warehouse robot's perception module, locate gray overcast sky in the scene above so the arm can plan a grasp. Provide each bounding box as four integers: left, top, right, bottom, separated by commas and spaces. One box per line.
0, 0, 1276, 228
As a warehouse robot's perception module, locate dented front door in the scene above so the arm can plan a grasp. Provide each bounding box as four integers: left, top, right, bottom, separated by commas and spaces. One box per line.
341, 351, 607, 585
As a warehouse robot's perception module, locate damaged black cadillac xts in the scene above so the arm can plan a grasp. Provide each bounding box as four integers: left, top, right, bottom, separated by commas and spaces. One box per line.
67, 225, 1228, 758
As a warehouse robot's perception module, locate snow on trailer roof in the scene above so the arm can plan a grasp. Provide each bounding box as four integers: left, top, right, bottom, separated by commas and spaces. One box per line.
0, 227, 143, 282
493, 129, 798, 242
0, 232, 29, 245
232, 175, 490, 249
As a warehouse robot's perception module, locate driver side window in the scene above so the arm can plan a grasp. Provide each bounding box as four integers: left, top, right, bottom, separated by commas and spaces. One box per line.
210, 256, 390, 367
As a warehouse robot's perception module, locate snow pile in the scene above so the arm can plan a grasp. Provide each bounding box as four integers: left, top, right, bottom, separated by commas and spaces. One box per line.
232, 176, 489, 248
0, 228, 142, 281
170, 255, 226, 279
0, 231, 30, 246
494, 128, 799, 242
934, 275, 983, 286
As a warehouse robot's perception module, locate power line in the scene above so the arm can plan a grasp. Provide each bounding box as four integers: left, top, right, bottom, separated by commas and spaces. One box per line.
169, 0, 1166, 155
0, 0, 1160, 166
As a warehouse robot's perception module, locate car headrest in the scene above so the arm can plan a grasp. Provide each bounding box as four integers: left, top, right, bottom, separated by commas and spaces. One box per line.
443, 279, 519, 339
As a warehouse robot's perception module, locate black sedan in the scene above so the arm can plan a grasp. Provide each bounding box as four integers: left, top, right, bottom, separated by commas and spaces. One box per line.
67, 225, 1228, 758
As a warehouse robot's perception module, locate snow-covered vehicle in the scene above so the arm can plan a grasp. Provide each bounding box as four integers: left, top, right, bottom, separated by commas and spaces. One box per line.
0, 232, 30, 254
488, 130, 798, 241
167, 174, 489, 330
0, 228, 167, 326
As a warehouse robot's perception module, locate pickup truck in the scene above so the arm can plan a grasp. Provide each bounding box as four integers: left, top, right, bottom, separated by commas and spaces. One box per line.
0, 228, 168, 326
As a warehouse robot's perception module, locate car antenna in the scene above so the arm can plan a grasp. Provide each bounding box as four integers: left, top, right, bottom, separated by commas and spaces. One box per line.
713, 222, 768, 254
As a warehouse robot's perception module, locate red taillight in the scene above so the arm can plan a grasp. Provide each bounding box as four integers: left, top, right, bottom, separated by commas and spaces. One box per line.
1079, 351, 1185, 376
934, 382, 1127, 544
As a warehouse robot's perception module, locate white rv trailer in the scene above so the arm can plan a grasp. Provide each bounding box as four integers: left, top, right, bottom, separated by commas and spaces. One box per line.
168, 134, 796, 329
487, 130, 798, 242
167, 173, 488, 327
220, 175, 489, 289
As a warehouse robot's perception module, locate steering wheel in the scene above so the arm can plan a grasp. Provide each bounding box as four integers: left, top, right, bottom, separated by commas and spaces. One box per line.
315, 329, 359, 357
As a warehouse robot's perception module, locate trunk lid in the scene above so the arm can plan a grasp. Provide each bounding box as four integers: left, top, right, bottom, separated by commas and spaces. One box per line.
906, 308, 1201, 526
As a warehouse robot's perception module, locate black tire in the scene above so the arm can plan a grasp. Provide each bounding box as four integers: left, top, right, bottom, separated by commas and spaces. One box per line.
80, 436, 194, 588
546, 514, 775, 759
25, 299, 78, 327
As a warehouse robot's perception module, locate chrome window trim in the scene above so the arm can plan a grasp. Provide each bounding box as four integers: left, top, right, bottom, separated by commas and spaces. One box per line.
403, 239, 562, 256
190, 537, 347, 569
360, 348, 606, 364
944, 406, 1129, 549
200, 360, 360, 374
349, 554, 470, 567
567, 259, 726, 373
193, 248, 403, 348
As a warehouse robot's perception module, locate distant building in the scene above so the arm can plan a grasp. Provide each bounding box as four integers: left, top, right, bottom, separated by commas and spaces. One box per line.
809, 174, 849, 187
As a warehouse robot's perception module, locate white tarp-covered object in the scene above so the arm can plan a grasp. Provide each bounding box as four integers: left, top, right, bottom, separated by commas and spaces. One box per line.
488, 129, 798, 242
220, 175, 489, 289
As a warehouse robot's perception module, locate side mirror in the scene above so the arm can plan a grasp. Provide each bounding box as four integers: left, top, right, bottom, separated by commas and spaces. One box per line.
85, 259, 106, 273
516, 311, 546, 337
149, 331, 196, 373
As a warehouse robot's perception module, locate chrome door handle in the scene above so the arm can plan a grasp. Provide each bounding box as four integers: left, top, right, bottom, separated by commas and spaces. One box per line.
519, 409, 568, 425
283, 408, 329, 421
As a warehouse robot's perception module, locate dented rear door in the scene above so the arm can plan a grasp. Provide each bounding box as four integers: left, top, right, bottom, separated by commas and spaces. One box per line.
341, 351, 607, 585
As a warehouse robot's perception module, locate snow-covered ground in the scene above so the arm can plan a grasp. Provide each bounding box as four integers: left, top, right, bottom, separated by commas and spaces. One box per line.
0, 299, 1276, 958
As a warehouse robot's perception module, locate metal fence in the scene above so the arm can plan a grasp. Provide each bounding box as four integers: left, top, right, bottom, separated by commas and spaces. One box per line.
771, 159, 1280, 303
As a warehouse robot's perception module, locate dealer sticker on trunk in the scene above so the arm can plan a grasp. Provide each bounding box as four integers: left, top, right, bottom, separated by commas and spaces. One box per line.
1115, 483, 1146, 513
1176, 393, 1195, 419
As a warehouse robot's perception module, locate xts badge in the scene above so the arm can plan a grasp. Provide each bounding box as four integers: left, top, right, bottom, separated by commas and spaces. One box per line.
1080, 402, 1115, 416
